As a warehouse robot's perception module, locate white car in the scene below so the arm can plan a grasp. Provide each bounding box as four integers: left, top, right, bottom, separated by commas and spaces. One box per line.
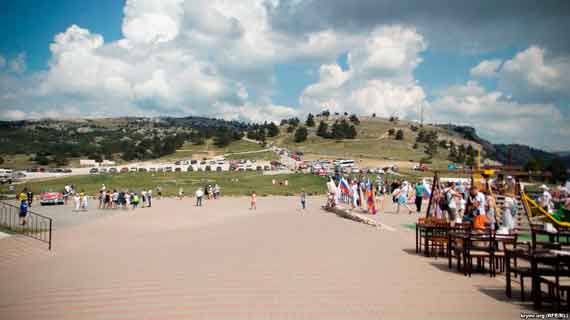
351, 167, 361, 174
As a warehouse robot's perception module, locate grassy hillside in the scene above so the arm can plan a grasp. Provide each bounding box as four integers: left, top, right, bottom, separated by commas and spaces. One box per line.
155, 139, 265, 161
271, 116, 479, 170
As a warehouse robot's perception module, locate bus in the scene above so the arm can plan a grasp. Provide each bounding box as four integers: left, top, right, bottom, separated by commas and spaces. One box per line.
333, 159, 355, 168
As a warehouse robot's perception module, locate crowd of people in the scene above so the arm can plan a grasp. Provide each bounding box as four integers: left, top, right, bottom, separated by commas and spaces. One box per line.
193, 184, 222, 207
92, 184, 154, 211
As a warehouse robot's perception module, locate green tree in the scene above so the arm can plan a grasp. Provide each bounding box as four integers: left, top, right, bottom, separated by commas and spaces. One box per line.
213, 128, 232, 147
294, 126, 308, 143
546, 157, 566, 182
395, 129, 404, 140
316, 121, 329, 138
349, 114, 360, 125
54, 153, 69, 166
424, 141, 438, 159
388, 128, 395, 136
347, 125, 357, 139
267, 122, 280, 137
320, 110, 330, 117
305, 113, 316, 127
288, 117, 300, 127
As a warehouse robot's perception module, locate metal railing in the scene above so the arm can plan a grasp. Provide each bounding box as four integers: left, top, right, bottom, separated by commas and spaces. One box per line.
0, 201, 53, 250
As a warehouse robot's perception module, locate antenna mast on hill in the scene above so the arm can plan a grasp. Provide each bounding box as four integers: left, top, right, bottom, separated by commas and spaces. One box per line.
420, 102, 424, 126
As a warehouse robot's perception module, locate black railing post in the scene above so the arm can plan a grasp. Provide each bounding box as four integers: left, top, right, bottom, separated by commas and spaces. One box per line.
49, 219, 52, 251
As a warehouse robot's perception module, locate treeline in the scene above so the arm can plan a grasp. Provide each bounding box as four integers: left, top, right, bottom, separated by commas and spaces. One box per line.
316, 119, 357, 139
282, 111, 360, 143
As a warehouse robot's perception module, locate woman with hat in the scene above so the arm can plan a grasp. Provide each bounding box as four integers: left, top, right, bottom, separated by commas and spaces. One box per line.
538, 185, 553, 213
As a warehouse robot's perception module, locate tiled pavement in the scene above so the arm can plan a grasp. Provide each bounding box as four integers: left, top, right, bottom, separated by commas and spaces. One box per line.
0, 197, 526, 319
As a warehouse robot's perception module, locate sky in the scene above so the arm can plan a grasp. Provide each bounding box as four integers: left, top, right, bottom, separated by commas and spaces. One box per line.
0, 0, 569, 151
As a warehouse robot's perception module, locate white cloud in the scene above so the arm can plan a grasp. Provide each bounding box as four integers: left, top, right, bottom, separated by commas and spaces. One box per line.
0, 109, 26, 120
300, 26, 426, 119
432, 81, 570, 149
470, 59, 502, 78
8, 53, 27, 74
498, 46, 570, 101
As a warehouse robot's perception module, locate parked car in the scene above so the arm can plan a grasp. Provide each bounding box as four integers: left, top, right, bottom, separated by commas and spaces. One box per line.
138, 168, 147, 172
109, 167, 118, 174
175, 167, 182, 172
40, 191, 64, 206
99, 168, 108, 173
165, 167, 173, 172
129, 167, 137, 172
149, 168, 156, 172
63, 168, 72, 173
216, 166, 223, 172
413, 164, 429, 171
89, 168, 99, 174
190, 160, 198, 165
120, 167, 129, 173
205, 166, 211, 171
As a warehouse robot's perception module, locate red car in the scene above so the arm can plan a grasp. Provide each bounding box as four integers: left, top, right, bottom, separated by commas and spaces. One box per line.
40, 191, 64, 205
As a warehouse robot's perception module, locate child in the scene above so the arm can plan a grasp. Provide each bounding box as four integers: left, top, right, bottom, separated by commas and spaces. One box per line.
19, 198, 28, 225
81, 191, 88, 211
74, 193, 81, 212
250, 191, 257, 210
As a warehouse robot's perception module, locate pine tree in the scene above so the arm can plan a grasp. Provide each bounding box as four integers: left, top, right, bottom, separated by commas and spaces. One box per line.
294, 126, 308, 143
349, 114, 360, 125
395, 129, 404, 140
305, 113, 316, 127
317, 121, 329, 138
267, 122, 280, 137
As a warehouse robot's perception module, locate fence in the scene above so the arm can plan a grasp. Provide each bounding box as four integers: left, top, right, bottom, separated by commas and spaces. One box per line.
0, 201, 53, 250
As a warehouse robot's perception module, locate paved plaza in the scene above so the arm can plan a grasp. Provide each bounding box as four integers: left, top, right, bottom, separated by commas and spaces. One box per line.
0, 196, 526, 319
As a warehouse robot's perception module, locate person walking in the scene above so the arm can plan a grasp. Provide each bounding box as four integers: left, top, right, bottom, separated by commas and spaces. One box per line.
73, 192, 81, 212
300, 189, 307, 210
132, 193, 140, 210
178, 187, 184, 200
26, 189, 34, 207
195, 187, 204, 207
156, 186, 162, 200
147, 189, 152, 207
414, 180, 426, 214
19, 196, 29, 225
80, 190, 88, 211
250, 191, 257, 210
396, 181, 413, 214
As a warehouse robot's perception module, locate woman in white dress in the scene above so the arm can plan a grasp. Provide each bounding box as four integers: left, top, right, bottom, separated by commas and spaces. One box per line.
502, 194, 517, 230
74, 193, 81, 212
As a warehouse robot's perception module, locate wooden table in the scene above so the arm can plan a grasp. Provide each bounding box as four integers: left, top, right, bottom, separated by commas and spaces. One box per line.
505, 248, 570, 309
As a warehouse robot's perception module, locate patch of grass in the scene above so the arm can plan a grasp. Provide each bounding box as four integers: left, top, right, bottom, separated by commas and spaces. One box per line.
159, 139, 264, 161
0, 225, 49, 235
5, 172, 327, 197
226, 151, 279, 161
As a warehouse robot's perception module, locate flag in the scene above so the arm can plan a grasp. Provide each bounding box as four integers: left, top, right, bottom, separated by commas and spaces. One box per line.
366, 178, 377, 215
339, 178, 350, 194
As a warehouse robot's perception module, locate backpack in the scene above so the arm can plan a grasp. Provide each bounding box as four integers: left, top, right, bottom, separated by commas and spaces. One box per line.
439, 190, 450, 211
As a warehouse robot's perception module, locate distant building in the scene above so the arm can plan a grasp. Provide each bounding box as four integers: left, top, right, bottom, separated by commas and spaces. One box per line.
79, 159, 97, 167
